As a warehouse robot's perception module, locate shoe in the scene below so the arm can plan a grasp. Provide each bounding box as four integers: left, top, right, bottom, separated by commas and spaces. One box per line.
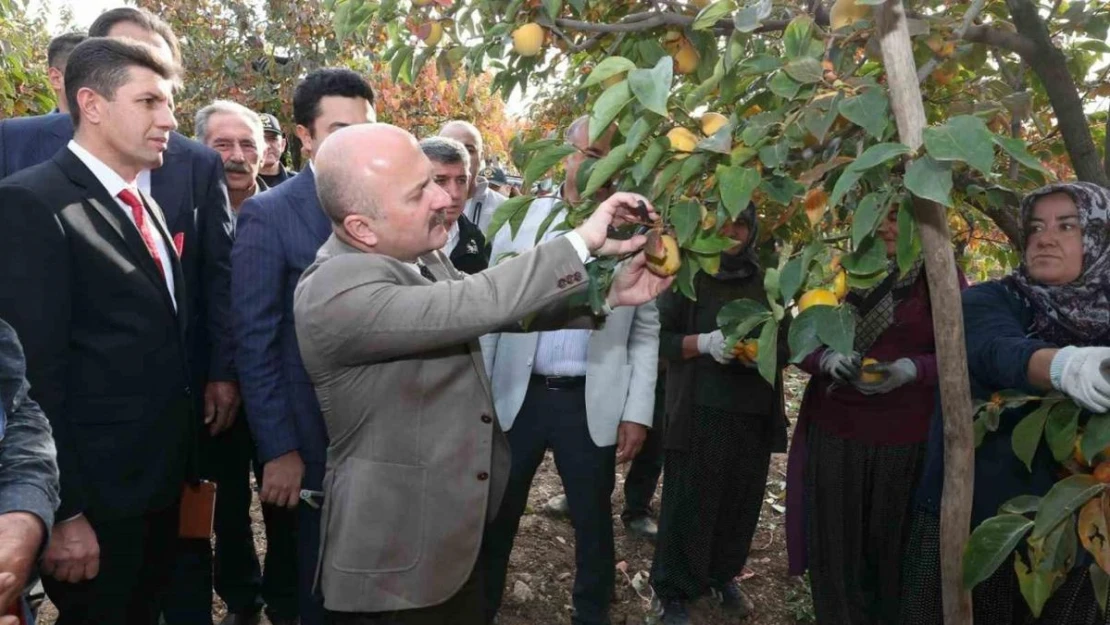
711, 578, 754, 618
653, 597, 690, 625
623, 515, 658, 542
218, 611, 262, 625
544, 493, 570, 518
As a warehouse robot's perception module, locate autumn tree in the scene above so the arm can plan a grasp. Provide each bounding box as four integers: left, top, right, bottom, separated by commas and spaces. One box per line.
0, 0, 56, 119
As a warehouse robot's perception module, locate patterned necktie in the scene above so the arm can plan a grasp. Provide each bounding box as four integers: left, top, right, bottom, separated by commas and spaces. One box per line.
117, 188, 165, 280
419, 262, 436, 282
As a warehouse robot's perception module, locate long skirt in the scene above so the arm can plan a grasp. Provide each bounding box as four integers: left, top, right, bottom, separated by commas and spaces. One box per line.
804, 421, 925, 624
900, 509, 1110, 625
650, 405, 774, 601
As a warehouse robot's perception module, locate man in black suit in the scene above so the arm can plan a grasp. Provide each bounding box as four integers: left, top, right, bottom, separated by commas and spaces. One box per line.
0, 37, 191, 624
418, 136, 489, 275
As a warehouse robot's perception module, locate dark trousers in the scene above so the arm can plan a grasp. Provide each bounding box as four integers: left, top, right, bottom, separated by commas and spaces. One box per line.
164, 413, 298, 624
300, 461, 327, 625
44, 505, 178, 625
483, 378, 616, 625
621, 423, 662, 522
325, 553, 486, 625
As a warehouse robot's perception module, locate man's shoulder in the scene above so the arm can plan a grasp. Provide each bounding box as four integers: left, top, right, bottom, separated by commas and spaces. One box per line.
169, 131, 221, 166
0, 158, 69, 200
243, 170, 311, 212
1, 112, 70, 137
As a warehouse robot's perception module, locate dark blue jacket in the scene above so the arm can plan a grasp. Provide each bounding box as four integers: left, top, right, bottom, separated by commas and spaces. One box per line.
231, 167, 329, 476
917, 280, 1056, 525
0, 112, 236, 389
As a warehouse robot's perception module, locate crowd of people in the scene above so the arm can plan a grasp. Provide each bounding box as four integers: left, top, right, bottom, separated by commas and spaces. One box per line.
0, 5, 1107, 625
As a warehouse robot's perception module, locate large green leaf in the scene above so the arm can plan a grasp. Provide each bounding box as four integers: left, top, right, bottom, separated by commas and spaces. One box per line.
671, 199, 701, 246
804, 93, 843, 144
632, 138, 668, 185
788, 305, 823, 363
692, 0, 735, 30
582, 144, 630, 199
583, 56, 637, 88
963, 514, 1034, 589
740, 110, 782, 145
523, 144, 578, 191
1032, 474, 1105, 539
814, 305, 856, 355
923, 115, 996, 175
783, 15, 818, 59
717, 298, 770, 330
1000, 495, 1043, 516
687, 230, 740, 254
905, 156, 954, 207
768, 70, 802, 100
1045, 401, 1081, 463
676, 254, 698, 301
1013, 402, 1052, 473
486, 194, 535, 242
838, 88, 889, 139
756, 318, 779, 385
628, 56, 672, 116
623, 117, 654, 154
829, 143, 911, 207
1015, 555, 1059, 618
896, 200, 922, 275
993, 135, 1053, 177
589, 81, 633, 145
736, 53, 782, 75
1082, 412, 1110, 466
758, 142, 790, 170
733, 0, 772, 32
717, 165, 761, 219
842, 237, 888, 275
779, 255, 810, 307
851, 192, 887, 248
784, 57, 823, 83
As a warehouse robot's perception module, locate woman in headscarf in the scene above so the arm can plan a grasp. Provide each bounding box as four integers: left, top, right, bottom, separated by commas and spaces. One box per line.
786, 201, 964, 624
650, 205, 790, 625
901, 182, 1110, 624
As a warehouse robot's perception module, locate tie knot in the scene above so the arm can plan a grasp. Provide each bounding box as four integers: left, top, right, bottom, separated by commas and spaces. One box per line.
118, 188, 143, 211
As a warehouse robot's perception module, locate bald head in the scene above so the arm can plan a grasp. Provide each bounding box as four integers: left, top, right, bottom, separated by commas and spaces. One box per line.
315, 123, 452, 261
438, 120, 483, 192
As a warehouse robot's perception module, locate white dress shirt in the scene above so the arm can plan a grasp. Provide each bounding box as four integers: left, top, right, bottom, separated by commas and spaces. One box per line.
68, 140, 177, 310
439, 221, 460, 257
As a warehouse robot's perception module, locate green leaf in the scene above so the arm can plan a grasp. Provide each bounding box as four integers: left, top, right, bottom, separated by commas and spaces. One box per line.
632, 138, 668, 185
804, 94, 843, 143
523, 144, 578, 191
1082, 413, 1110, 466
783, 15, 818, 59
676, 255, 699, 301
624, 117, 654, 153
756, 318, 779, 385
760, 176, 805, 205
671, 200, 701, 246
679, 153, 709, 185
733, 0, 772, 32
838, 88, 889, 139
582, 144, 631, 199
486, 195, 535, 243
1013, 402, 1052, 473
390, 45, 414, 84
717, 298, 770, 329
784, 57, 823, 83
779, 255, 810, 307
905, 156, 954, 207
896, 200, 922, 275
740, 110, 782, 145
1000, 495, 1043, 516
758, 142, 790, 170
693, 0, 735, 30
851, 192, 887, 248
717, 165, 761, 219
533, 201, 568, 246
1015, 556, 1058, 618
963, 514, 1034, 589
1032, 475, 1105, 540
1038, 511, 1077, 572
589, 81, 633, 145
652, 160, 684, 200
687, 230, 740, 254
737, 54, 782, 75
628, 56, 672, 117
1045, 401, 1081, 463
768, 70, 802, 100
696, 123, 733, 154
923, 115, 996, 175
788, 305, 824, 363
583, 56, 637, 88
763, 267, 782, 303
993, 135, 1053, 177
842, 237, 888, 275
829, 143, 911, 207
542, 0, 562, 20
814, 305, 856, 355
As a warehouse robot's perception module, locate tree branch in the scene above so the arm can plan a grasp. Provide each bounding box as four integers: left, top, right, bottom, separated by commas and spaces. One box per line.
553, 11, 793, 35
961, 23, 1037, 57
917, 0, 988, 83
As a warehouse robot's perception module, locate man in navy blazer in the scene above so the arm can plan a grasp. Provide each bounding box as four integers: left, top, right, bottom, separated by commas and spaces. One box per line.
0, 9, 239, 427
231, 68, 376, 625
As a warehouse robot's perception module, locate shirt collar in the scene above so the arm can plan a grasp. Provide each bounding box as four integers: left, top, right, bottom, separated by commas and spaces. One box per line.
67, 140, 138, 199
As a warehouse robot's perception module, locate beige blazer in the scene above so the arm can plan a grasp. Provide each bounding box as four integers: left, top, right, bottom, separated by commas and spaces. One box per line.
294, 233, 590, 613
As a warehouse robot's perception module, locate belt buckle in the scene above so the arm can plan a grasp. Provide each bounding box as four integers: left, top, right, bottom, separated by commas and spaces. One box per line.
544, 376, 560, 390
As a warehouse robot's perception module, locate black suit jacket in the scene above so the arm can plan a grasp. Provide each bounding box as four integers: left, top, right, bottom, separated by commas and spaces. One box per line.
448, 214, 489, 275
0, 113, 235, 390
0, 148, 195, 521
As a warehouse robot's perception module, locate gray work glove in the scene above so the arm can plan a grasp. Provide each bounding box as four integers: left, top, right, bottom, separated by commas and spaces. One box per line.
697, 330, 734, 365
1052, 346, 1110, 414
820, 350, 861, 384
853, 358, 918, 395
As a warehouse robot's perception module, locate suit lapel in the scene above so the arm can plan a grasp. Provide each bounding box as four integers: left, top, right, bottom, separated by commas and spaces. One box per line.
422, 251, 496, 400
149, 133, 189, 224
140, 190, 188, 330
288, 168, 331, 243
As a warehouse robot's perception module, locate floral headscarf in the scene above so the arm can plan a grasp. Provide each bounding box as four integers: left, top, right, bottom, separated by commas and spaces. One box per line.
1006, 181, 1110, 346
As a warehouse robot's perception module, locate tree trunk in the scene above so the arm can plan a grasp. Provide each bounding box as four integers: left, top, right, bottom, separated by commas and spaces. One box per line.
1005, 0, 1110, 188
873, 1, 976, 623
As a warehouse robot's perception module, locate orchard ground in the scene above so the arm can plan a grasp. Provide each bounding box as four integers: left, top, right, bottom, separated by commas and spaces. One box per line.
37, 372, 814, 625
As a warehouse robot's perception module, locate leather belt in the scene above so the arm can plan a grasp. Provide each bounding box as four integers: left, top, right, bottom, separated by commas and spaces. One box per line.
531, 374, 586, 390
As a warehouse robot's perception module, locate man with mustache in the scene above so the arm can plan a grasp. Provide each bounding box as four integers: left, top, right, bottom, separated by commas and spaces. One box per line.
191, 100, 297, 625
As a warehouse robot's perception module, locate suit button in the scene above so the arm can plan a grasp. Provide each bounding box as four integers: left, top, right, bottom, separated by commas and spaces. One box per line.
477, 472, 489, 481
183, 386, 192, 396
481, 414, 492, 424
574, 272, 582, 281
557, 279, 566, 288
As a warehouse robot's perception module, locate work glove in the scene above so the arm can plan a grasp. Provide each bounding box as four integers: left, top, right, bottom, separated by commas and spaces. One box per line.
853, 358, 918, 395
820, 350, 861, 384
697, 330, 734, 365
1051, 346, 1110, 414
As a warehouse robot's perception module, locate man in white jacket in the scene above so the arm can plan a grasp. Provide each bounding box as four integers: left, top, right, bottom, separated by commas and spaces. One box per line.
438, 120, 506, 233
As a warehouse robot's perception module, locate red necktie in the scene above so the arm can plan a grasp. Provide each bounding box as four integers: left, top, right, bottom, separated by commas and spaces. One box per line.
117, 188, 165, 279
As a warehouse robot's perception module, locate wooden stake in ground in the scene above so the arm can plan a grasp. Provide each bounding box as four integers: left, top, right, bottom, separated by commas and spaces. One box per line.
871, 1, 976, 623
